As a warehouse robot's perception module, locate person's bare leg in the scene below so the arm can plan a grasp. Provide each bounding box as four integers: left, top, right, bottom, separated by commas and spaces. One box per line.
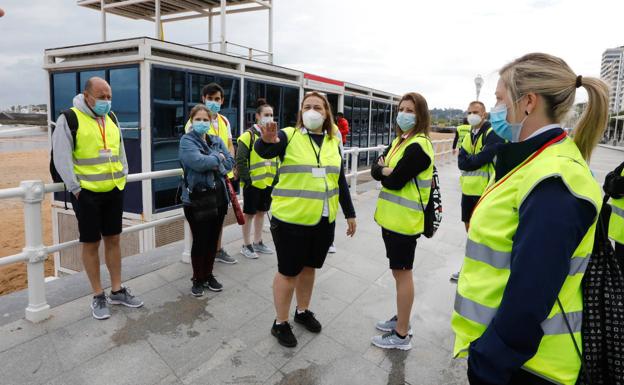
392, 269, 414, 336
253, 212, 265, 244
273, 272, 297, 322
242, 214, 253, 245
82, 241, 103, 294
295, 267, 315, 311
103, 234, 122, 292
217, 226, 223, 250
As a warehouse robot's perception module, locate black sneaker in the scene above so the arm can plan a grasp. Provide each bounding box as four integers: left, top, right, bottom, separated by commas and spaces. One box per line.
191, 281, 204, 297
271, 320, 297, 347
294, 308, 322, 333
203, 274, 223, 292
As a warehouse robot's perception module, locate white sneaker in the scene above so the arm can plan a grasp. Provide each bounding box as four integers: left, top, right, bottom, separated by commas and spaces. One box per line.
240, 245, 258, 259
328, 244, 337, 254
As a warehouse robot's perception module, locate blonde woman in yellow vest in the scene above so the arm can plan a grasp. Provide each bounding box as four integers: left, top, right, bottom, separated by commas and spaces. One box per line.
236, 98, 278, 259
255, 91, 357, 348
185, 83, 238, 264
451, 53, 608, 385
52, 77, 143, 320
370, 92, 434, 350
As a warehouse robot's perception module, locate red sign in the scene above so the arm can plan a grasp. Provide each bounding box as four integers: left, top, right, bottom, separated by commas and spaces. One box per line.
304, 73, 344, 87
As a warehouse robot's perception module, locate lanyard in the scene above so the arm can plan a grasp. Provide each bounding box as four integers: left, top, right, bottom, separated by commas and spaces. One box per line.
386, 131, 417, 165
472, 132, 567, 215
307, 132, 323, 167
97, 117, 107, 149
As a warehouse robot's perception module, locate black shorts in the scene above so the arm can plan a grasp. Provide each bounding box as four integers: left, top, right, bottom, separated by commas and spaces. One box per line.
270, 216, 335, 277
461, 194, 480, 223
70, 188, 124, 243
243, 185, 272, 215
382, 227, 417, 270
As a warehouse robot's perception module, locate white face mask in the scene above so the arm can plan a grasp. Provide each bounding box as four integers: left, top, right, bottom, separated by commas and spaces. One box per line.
259, 116, 273, 126
467, 113, 482, 127
302, 110, 325, 131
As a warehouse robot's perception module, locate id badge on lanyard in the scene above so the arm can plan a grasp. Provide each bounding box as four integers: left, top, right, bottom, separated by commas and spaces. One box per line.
308, 133, 326, 178
97, 118, 112, 158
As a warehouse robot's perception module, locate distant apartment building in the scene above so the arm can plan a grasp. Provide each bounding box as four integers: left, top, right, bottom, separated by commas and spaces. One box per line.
601, 47, 624, 145
601, 47, 624, 114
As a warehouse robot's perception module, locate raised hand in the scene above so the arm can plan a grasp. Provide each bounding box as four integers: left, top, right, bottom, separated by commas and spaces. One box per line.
259, 121, 280, 144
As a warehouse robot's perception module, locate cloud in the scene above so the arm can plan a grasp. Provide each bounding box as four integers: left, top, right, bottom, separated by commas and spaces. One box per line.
0, 0, 622, 110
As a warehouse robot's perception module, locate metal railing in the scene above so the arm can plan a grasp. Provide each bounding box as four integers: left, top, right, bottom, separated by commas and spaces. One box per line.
0, 139, 454, 323
342, 139, 454, 195
189, 40, 273, 63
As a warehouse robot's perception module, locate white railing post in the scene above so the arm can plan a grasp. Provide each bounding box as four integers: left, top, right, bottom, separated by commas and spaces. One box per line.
350, 148, 359, 196
182, 219, 191, 264
21, 180, 50, 322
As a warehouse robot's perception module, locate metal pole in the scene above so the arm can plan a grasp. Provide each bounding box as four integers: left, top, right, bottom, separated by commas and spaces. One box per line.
268, 0, 273, 63
208, 8, 213, 51
350, 148, 359, 196
155, 0, 161, 40
101, 0, 107, 42
220, 0, 226, 54
21, 180, 50, 322
182, 220, 191, 264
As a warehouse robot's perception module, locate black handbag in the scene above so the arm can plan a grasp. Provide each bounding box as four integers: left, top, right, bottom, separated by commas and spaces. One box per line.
559, 196, 624, 385
181, 163, 219, 221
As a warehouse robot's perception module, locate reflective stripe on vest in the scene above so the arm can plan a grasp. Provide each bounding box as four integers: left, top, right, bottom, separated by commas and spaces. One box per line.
72, 107, 126, 193
270, 127, 342, 225
460, 128, 494, 196
608, 168, 624, 244
451, 137, 602, 385
454, 293, 582, 334
238, 128, 278, 189
465, 239, 590, 275
374, 134, 434, 235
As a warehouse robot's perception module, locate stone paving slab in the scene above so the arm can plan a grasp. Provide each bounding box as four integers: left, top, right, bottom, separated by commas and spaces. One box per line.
0, 147, 621, 385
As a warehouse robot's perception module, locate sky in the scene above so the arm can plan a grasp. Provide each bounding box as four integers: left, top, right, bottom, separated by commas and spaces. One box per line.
0, 0, 623, 111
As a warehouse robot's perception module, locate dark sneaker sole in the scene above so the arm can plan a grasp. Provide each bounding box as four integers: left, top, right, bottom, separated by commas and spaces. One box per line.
190, 289, 204, 297
294, 317, 322, 333
271, 328, 297, 348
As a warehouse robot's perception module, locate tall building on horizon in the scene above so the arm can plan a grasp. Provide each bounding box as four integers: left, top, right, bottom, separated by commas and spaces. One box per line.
601, 46, 624, 114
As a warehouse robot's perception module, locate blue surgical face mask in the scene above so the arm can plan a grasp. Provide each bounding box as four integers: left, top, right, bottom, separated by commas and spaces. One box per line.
396, 112, 416, 132
205, 100, 221, 114
93, 100, 111, 117
489, 104, 526, 142
192, 121, 210, 135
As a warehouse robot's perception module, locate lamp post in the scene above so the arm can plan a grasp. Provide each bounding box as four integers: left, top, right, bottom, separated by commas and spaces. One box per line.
474, 74, 484, 101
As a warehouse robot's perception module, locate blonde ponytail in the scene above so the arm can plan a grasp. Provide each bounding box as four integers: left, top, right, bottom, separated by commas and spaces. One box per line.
573, 77, 609, 160
499, 53, 610, 160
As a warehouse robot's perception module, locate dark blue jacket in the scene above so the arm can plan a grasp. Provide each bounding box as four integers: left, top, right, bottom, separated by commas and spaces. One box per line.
178, 130, 234, 205
458, 122, 505, 172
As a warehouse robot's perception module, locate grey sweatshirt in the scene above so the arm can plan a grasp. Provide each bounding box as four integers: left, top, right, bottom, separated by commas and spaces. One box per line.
52, 94, 128, 194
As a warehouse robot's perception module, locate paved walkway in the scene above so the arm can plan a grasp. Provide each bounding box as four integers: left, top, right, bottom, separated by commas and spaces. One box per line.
0, 147, 620, 385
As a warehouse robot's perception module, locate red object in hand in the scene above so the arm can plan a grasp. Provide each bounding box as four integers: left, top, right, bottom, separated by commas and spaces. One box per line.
225, 176, 245, 225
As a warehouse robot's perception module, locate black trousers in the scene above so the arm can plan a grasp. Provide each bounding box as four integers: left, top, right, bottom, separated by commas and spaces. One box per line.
183, 204, 227, 282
